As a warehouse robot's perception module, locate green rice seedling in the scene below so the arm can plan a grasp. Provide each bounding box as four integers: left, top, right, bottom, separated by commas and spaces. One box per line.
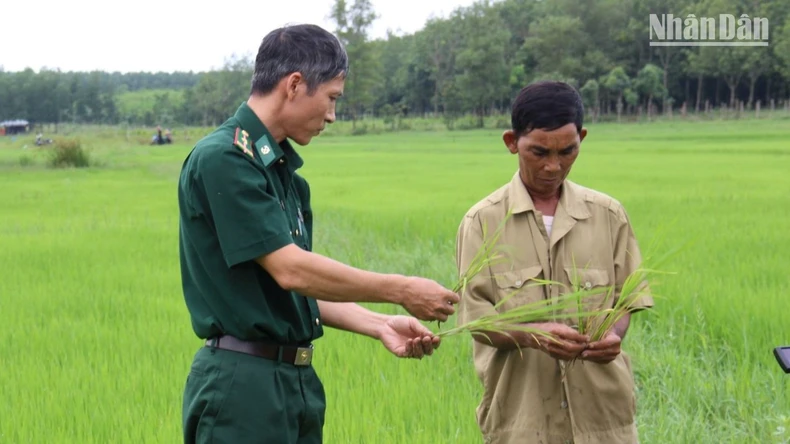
451, 211, 515, 296
436, 211, 513, 331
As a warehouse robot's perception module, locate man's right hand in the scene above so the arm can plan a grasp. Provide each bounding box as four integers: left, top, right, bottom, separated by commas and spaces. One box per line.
525, 322, 589, 361
398, 277, 460, 322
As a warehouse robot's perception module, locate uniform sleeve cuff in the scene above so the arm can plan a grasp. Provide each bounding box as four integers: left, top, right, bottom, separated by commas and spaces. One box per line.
224, 232, 294, 268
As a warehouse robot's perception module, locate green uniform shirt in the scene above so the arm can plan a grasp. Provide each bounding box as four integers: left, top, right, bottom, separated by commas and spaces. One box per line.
178, 102, 322, 345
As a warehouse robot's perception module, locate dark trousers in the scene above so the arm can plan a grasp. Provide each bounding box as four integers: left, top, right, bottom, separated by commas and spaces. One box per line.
182, 346, 326, 443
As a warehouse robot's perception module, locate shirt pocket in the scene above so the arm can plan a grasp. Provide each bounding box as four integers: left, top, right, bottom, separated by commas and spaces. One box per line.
492, 265, 545, 312
563, 267, 614, 310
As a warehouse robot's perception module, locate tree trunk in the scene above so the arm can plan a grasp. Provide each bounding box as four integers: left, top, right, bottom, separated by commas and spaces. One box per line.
662, 65, 669, 113
726, 75, 741, 108
729, 83, 736, 108
715, 77, 721, 107
595, 101, 600, 123
695, 74, 703, 113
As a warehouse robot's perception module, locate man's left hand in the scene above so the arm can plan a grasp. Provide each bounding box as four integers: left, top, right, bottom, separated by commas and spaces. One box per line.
579, 330, 621, 364
379, 315, 441, 359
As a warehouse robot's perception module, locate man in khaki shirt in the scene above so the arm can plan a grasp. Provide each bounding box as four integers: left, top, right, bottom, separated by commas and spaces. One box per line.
456, 81, 654, 444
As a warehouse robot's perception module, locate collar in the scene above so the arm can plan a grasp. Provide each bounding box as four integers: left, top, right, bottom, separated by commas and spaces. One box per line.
506, 171, 591, 220
232, 102, 304, 171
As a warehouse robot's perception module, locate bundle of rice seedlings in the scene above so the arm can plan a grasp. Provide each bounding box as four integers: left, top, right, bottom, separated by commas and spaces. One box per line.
437, 284, 612, 354
440, 211, 617, 351
442, 214, 685, 358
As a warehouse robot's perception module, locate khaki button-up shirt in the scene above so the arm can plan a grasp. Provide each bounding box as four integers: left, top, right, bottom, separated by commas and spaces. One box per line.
456, 172, 654, 444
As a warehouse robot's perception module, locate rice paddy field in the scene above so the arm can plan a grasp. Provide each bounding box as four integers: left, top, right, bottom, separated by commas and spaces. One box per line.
1, 117, 789, 443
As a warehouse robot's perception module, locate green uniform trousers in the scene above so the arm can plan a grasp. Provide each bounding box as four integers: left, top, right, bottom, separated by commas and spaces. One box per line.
182, 345, 326, 444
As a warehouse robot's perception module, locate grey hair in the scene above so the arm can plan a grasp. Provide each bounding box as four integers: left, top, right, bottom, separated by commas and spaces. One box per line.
251, 24, 349, 96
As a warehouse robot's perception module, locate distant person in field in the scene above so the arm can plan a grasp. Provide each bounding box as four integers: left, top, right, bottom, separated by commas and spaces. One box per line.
455, 80, 654, 444
35, 132, 52, 146
151, 125, 172, 145
177, 23, 459, 444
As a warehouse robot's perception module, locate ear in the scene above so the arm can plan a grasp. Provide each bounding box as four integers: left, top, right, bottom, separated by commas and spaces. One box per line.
503, 130, 518, 154
284, 72, 304, 100
579, 127, 588, 143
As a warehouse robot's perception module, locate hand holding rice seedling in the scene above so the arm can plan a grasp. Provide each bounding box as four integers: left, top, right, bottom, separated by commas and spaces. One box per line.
440, 211, 681, 362
437, 283, 611, 354
437, 211, 629, 352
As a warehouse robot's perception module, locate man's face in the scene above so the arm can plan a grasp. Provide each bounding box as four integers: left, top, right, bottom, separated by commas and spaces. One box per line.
284, 75, 344, 145
503, 123, 587, 198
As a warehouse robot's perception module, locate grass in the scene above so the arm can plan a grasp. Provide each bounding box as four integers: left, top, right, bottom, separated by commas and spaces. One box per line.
1, 117, 789, 443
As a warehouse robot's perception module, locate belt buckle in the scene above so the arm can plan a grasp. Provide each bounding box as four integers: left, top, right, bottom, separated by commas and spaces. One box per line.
293, 345, 313, 366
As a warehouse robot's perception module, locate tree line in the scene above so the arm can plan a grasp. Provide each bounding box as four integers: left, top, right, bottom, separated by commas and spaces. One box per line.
2, 0, 790, 130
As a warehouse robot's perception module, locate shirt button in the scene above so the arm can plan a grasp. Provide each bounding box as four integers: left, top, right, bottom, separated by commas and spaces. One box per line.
515, 280, 522, 286
279, 158, 285, 164
584, 281, 592, 289
561, 400, 568, 409
315, 318, 320, 326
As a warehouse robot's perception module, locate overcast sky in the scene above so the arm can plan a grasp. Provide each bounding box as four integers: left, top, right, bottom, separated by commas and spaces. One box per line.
1, 0, 478, 73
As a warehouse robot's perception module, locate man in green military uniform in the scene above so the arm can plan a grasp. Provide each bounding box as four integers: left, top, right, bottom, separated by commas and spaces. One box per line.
178, 24, 460, 444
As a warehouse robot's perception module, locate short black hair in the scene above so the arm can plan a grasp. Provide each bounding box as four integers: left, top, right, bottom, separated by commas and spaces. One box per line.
511, 81, 584, 137
251, 24, 349, 96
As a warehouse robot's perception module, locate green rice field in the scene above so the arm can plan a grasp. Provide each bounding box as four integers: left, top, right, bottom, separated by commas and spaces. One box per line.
1, 117, 789, 443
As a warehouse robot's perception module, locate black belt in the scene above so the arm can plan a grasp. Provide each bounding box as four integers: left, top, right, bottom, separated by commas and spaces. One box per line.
205, 335, 314, 366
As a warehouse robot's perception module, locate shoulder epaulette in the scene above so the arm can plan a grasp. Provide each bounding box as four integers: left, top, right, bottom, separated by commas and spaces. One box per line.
233, 128, 254, 158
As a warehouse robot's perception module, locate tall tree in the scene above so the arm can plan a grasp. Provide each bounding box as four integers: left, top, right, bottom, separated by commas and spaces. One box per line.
634, 63, 667, 119
455, 0, 511, 127
330, 0, 380, 128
